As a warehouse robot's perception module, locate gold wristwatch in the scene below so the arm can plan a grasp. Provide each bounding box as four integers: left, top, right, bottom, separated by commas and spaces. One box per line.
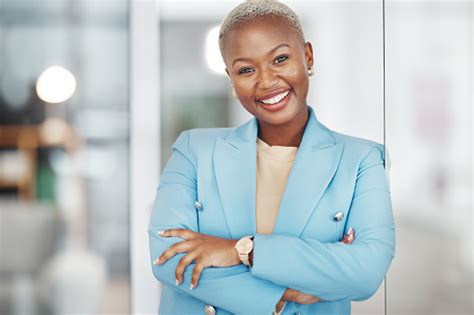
234, 236, 254, 266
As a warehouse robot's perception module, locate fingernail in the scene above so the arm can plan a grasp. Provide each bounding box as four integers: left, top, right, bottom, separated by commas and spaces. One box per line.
158, 230, 165, 236
175, 279, 180, 286
348, 227, 354, 234
189, 284, 194, 290
153, 258, 160, 265
348, 234, 354, 241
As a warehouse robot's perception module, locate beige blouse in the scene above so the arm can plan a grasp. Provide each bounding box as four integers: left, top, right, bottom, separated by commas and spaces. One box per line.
256, 138, 298, 234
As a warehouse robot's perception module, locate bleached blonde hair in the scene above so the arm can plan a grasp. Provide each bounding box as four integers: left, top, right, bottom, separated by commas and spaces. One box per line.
218, 0, 305, 56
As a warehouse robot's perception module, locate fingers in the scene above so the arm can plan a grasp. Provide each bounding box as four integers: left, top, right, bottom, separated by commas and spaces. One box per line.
275, 300, 286, 313
175, 251, 199, 285
305, 296, 321, 304
155, 240, 197, 266
153, 229, 201, 265
341, 227, 355, 244
282, 288, 298, 302
175, 256, 207, 289
294, 292, 320, 304
284, 288, 320, 305
159, 228, 197, 240
190, 261, 206, 289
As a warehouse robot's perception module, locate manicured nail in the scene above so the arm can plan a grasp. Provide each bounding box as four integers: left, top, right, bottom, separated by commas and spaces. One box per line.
348, 227, 354, 234
175, 279, 180, 286
189, 284, 194, 290
158, 230, 165, 236
153, 258, 160, 265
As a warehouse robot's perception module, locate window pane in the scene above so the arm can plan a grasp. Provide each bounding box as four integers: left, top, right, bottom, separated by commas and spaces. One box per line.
385, 1, 473, 314
0, 1, 130, 314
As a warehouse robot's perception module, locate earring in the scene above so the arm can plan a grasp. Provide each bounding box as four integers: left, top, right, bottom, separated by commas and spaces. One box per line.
308, 67, 315, 77
232, 87, 237, 98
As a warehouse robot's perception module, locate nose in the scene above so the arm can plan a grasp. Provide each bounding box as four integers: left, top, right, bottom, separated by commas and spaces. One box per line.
257, 67, 278, 90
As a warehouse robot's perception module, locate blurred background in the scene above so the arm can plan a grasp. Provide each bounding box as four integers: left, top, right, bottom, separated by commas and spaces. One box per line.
0, 0, 130, 314
0, 0, 472, 315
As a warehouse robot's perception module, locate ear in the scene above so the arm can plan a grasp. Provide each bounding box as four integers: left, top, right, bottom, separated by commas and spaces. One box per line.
304, 42, 314, 69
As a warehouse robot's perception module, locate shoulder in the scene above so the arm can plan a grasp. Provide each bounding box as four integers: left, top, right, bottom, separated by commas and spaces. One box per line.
329, 129, 386, 164
171, 127, 235, 169
172, 127, 234, 153
177, 127, 234, 144
187, 127, 234, 143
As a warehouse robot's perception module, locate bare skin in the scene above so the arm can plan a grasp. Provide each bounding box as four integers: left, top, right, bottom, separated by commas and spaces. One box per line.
154, 229, 240, 287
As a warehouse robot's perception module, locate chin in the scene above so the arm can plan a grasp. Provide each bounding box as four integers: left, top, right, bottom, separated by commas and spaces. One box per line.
259, 100, 305, 124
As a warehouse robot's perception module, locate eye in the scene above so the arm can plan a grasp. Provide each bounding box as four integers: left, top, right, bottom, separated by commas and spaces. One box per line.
274, 54, 289, 64
238, 67, 254, 75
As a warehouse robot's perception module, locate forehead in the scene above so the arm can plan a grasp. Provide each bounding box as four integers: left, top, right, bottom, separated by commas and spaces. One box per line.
223, 16, 301, 60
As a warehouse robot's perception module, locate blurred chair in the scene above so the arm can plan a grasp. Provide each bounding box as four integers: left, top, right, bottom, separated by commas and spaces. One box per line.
38, 248, 106, 315
0, 201, 107, 315
0, 201, 59, 315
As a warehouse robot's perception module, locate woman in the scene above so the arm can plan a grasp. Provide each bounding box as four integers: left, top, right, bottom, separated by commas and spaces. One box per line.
148, 1, 395, 314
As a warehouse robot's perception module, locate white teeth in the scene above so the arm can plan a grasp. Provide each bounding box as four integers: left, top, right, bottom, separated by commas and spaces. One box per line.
260, 91, 289, 105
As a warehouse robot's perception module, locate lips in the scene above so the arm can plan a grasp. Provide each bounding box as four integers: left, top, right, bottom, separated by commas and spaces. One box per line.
256, 89, 291, 104
260, 91, 290, 105
256, 89, 292, 112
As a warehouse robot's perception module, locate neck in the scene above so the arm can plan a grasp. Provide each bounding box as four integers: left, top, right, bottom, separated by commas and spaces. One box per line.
257, 106, 309, 147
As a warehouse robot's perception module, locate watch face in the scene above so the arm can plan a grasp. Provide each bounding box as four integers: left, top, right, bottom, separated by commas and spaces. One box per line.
240, 238, 253, 253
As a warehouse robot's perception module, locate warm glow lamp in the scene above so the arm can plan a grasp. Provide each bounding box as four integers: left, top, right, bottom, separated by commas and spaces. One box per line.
36, 66, 77, 103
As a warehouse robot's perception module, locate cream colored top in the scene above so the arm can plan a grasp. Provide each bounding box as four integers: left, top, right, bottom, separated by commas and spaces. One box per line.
256, 138, 298, 234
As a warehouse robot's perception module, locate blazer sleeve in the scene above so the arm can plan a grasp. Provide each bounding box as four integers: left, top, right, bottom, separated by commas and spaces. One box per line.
250, 144, 395, 302
148, 131, 286, 313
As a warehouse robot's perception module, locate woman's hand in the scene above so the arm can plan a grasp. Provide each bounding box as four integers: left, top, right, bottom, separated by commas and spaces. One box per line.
275, 228, 356, 310
282, 288, 321, 304
154, 229, 240, 288
341, 227, 355, 244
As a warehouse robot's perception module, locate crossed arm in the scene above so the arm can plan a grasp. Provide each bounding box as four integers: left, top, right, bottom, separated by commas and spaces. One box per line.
153, 227, 355, 306
148, 131, 395, 313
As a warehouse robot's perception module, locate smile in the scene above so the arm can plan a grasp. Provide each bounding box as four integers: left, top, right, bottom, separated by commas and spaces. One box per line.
256, 89, 292, 112
259, 90, 290, 105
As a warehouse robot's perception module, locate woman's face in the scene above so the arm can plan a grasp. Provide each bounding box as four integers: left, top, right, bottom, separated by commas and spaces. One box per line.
222, 16, 313, 128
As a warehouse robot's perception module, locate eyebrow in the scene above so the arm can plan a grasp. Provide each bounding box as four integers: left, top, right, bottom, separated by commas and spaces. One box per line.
231, 43, 290, 67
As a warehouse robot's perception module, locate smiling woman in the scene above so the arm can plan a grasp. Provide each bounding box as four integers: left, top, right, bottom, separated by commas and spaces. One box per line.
221, 15, 313, 146
148, 1, 395, 314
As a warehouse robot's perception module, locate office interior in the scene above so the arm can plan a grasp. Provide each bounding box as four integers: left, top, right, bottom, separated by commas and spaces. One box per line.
0, 1, 472, 314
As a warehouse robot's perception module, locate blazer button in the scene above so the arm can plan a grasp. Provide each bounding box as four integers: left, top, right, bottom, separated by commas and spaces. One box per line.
194, 200, 203, 211
204, 304, 216, 315
333, 211, 344, 222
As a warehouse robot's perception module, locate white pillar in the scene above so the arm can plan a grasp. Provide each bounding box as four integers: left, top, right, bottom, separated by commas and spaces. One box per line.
130, 0, 161, 313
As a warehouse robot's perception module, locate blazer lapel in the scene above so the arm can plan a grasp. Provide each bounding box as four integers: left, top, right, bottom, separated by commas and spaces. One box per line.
213, 118, 258, 239
273, 109, 344, 237
213, 106, 343, 239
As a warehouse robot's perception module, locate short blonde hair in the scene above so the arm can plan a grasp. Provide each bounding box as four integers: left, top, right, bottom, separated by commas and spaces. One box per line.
219, 0, 305, 56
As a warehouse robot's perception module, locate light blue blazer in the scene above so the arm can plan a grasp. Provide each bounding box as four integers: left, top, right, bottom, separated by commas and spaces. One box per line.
148, 106, 395, 314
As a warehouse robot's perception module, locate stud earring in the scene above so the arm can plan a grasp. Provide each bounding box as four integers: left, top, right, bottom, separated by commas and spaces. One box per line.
232, 87, 237, 98
308, 67, 315, 77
